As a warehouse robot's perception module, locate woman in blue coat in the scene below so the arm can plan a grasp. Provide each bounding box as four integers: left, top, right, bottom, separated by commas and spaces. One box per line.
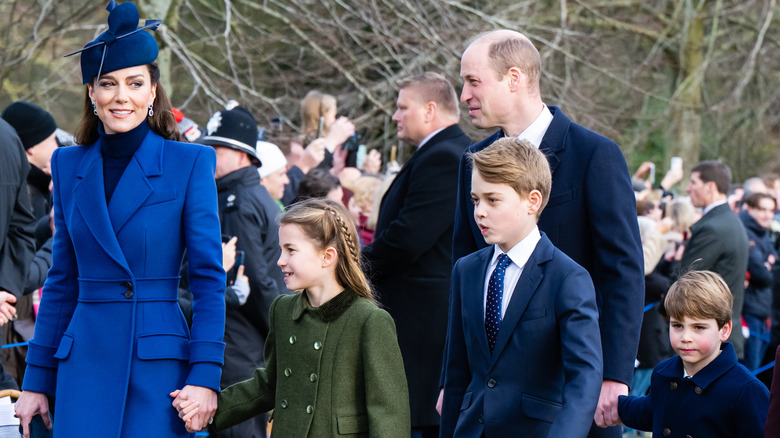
14, 2, 226, 437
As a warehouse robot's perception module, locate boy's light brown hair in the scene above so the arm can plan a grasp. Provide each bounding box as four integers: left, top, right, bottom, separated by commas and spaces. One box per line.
469, 137, 551, 218
664, 270, 733, 328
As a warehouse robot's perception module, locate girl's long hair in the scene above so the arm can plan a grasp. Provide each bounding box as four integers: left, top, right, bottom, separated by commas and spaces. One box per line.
280, 199, 374, 302
74, 62, 183, 145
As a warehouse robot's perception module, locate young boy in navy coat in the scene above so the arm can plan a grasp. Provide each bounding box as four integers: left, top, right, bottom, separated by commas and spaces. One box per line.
616, 270, 769, 437
439, 138, 603, 438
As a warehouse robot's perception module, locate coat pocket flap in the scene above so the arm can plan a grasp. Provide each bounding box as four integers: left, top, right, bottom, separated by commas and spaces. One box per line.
53, 335, 74, 360
546, 188, 577, 208
337, 414, 368, 434
521, 394, 562, 423
520, 307, 546, 322
137, 334, 189, 360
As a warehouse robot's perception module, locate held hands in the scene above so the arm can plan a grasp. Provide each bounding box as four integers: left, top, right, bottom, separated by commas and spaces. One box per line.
594, 380, 627, 428
170, 385, 217, 432
14, 391, 52, 438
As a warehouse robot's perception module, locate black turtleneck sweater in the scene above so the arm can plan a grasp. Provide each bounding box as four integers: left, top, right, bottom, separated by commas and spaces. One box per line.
100, 121, 150, 203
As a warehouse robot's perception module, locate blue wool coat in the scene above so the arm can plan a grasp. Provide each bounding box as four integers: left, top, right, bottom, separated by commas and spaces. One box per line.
618, 342, 769, 437
23, 131, 227, 437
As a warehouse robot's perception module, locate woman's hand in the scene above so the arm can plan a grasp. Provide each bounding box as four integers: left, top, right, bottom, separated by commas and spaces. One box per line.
170, 385, 217, 432
14, 391, 52, 438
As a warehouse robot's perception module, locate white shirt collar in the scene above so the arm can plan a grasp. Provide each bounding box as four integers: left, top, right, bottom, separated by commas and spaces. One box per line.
514, 105, 553, 149
418, 127, 446, 149
490, 226, 542, 269
702, 199, 727, 216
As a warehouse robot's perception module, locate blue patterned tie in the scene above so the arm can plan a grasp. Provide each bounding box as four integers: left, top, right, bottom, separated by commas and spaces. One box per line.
486, 253, 511, 353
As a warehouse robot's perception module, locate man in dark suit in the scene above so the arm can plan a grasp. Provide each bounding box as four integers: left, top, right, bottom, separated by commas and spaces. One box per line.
681, 160, 749, 357
450, 30, 644, 436
363, 72, 471, 438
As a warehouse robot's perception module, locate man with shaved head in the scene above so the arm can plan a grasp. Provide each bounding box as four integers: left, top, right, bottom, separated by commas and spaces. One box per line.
442, 29, 644, 437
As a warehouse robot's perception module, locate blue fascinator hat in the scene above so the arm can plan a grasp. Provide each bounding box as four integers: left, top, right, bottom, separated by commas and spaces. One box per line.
67, 1, 161, 85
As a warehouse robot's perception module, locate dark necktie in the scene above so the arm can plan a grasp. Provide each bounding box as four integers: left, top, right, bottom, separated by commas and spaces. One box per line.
485, 253, 511, 353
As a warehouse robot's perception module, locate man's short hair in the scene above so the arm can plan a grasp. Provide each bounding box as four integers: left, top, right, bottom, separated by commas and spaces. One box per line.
472, 30, 541, 92
691, 160, 731, 195
665, 270, 733, 328
744, 192, 777, 211
468, 137, 551, 218
396, 72, 459, 117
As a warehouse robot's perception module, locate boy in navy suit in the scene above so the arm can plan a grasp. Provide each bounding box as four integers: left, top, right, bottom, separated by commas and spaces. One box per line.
440, 138, 603, 438
616, 270, 769, 437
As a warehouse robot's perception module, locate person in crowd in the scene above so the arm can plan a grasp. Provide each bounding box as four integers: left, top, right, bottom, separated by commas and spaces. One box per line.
360, 72, 471, 438
256, 140, 290, 209
681, 160, 749, 358
743, 177, 769, 201
1, 102, 59, 221
441, 138, 602, 437
300, 90, 356, 170
272, 133, 325, 206
450, 29, 643, 437
740, 192, 777, 371
177, 199, 411, 436
0, 116, 35, 393
616, 271, 769, 437
200, 105, 286, 438
14, 2, 226, 436
344, 175, 382, 246
293, 168, 344, 204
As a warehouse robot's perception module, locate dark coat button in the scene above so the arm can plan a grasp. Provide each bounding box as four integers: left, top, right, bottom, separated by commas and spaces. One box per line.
663, 428, 671, 436
121, 281, 133, 299
695, 386, 703, 394
124, 290, 133, 299
670, 381, 678, 390
478, 415, 484, 424
487, 379, 496, 388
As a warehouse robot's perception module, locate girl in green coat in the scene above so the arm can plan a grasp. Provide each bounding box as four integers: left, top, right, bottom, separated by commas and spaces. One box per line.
178, 199, 410, 437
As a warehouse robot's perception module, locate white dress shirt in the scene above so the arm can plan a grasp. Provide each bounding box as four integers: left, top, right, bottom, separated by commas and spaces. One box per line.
483, 226, 542, 320
514, 105, 553, 148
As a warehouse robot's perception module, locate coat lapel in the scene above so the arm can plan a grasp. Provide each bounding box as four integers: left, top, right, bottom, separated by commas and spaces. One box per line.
107, 132, 163, 234
489, 236, 554, 364
73, 141, 131, 273
539, 106, 569, 176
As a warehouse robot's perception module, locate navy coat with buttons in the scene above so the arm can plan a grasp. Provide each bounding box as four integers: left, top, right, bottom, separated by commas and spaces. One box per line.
618, 342, 769, 437
23, 131, 227, 437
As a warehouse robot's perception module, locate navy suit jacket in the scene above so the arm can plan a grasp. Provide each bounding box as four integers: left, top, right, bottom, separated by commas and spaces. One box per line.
440, 234, 602, 438
363, 123, 471, 427
452, 106, 643, 385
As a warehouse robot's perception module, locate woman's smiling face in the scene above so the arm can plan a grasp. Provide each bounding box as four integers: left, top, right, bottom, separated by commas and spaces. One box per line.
88, 65, 156, 134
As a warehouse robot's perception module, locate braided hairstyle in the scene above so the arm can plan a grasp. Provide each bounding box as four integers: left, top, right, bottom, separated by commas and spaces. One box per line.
279, 198, 374, 302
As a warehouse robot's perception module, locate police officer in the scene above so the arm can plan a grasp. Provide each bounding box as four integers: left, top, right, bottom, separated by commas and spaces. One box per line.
201, 105, 286, 438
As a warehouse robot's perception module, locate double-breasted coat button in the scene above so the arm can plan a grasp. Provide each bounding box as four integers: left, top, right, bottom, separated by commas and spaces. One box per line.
121, 281, 133, 299
284, 368, 292, 377
487, 379, 496, 388
306, 405, 314, 414
289, 335, 296, 344
663, 428, 671, 436
314, 341, 322, 350
280, 400, 288, 409
478, 415, 484, 424
695, 386, 703, 394
310, 373, 318, 382
686, 435, 692, 438
670, 381, 678, 390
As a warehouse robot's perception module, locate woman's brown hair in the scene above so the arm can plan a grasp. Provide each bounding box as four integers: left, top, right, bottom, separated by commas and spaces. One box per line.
280, 199, 374, 302
74, 62, 183, 145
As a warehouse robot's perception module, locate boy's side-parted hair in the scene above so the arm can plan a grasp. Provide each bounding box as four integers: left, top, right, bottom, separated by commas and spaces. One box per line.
664, 270, 733, 328
280, 198, 375, 303
469, 137, 551, 218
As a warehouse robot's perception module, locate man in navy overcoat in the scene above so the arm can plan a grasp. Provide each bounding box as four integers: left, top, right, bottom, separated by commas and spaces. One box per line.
450, 29, 644, 437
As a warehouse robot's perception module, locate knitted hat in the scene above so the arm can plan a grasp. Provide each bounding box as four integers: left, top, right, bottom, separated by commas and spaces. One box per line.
1, 102, 57, 150
257, 141, 287, 178
200, 106, 260, 166
69, 1, 161, 85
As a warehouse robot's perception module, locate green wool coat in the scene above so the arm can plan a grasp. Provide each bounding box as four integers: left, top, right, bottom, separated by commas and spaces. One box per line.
214, 289, 411, 437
